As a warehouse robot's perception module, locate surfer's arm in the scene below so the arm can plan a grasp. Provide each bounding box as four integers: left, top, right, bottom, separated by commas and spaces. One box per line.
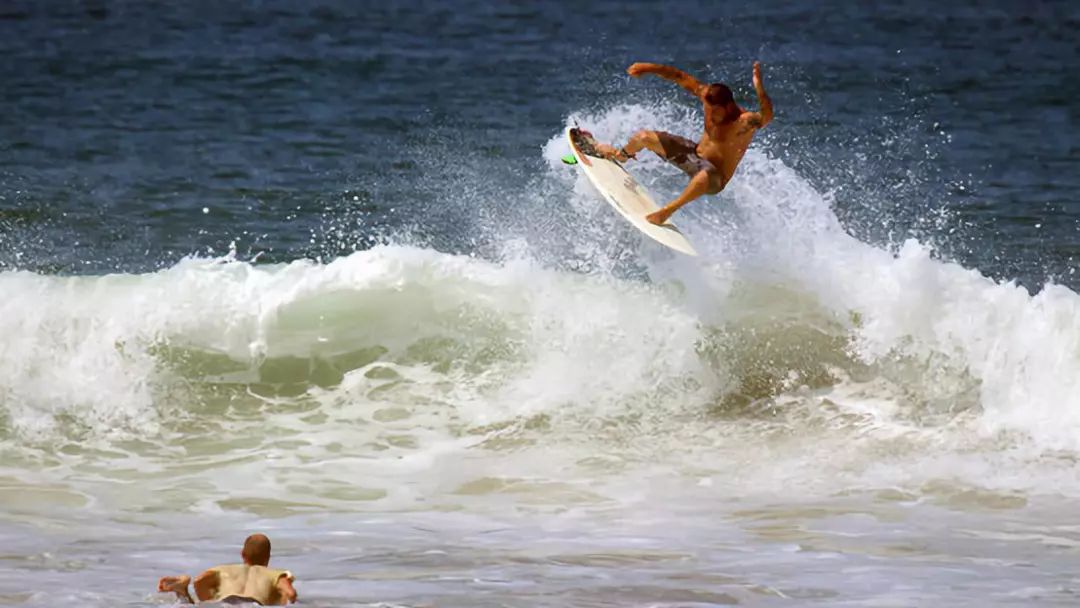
276, 573, 298, 604
157, 575, 195, 604
627, 62, 705, 98
747, 61, 773, 128
192, 568, 221, 603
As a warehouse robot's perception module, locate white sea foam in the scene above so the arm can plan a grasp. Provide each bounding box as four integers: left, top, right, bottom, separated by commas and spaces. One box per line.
1, 104, 1080, 521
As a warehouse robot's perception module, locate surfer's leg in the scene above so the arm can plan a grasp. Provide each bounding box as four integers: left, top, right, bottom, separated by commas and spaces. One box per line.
621, 130, 661, 157
593, 141, 635, 162
596, 130, 687, 162
622, 130, 698, 162
645, 168, 719, 225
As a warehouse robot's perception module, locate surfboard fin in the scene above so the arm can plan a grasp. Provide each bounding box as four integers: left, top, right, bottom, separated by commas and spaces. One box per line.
561, 154, 578, 165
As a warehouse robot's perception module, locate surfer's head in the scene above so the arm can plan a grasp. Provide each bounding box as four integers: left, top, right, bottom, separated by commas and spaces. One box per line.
241, 533, 272, 566
704, 83, 734, 107
705, 82, 739, 120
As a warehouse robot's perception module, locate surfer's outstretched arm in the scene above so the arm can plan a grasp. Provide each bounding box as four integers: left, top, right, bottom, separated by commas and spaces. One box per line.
746, 61, 773, 128
627, 62, 705, 98
158, 574, 195, 604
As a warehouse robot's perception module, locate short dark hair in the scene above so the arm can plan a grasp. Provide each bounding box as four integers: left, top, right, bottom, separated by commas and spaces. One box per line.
242, 533, 272, 566
704, 83, 734, 106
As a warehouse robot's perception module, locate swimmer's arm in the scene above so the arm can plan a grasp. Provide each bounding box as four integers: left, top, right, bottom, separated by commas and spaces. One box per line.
192, 569, 221, 603
277, 572, 298, 604
627, 62, 706, 98
157, 575, 195, 604
747, 61, 773, 128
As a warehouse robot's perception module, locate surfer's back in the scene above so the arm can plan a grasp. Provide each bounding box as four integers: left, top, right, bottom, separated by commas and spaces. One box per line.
195, 563, 295, 606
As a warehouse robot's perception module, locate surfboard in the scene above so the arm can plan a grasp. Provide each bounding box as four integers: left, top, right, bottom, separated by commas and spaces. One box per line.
563, 126, 697, 256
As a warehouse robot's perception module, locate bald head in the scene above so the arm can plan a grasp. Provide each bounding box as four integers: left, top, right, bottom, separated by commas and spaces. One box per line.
241, 533, 271, 566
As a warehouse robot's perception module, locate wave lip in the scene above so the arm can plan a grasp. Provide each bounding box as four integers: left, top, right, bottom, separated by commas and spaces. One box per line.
3, 102, 1080, 504
0, 245, 709, 442
547, 101, 1080, 456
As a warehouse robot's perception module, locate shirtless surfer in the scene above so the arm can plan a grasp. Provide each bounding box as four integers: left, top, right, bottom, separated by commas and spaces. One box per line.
157, 533, 297, 605
595, 61, 773, 225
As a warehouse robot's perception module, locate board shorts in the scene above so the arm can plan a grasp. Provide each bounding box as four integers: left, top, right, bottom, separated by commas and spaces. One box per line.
655, 132, 727, 193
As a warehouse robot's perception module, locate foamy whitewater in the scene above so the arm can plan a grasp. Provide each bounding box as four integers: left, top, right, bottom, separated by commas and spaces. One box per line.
4, 104, 1080, 606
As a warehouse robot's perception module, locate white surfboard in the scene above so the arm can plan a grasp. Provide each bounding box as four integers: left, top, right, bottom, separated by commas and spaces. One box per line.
565, 126, 697, 256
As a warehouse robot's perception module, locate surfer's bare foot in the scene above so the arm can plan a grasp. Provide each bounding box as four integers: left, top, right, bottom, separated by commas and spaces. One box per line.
158, 575, 191, 594
645, 210, 670, 225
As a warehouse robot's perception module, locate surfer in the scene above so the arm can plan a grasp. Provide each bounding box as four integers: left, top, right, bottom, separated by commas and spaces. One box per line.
595, 61, 772, 225
157, 533, 298, 605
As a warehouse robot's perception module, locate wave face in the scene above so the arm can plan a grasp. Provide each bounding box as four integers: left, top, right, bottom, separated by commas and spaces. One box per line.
3, 104, 1080, 518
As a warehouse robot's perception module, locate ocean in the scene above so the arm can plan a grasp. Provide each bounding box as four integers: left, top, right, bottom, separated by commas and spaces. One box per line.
1, 1, 1079, 606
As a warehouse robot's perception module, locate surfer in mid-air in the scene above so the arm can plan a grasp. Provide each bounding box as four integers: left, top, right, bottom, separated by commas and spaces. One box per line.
595, 61, 772, 225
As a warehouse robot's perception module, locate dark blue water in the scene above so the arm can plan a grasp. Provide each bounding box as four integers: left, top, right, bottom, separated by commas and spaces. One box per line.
6, 4, 1080, 606
1, 0, 1077, 284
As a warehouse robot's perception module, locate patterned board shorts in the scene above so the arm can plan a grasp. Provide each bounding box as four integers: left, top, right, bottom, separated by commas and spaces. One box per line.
659, 133, 718, 178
